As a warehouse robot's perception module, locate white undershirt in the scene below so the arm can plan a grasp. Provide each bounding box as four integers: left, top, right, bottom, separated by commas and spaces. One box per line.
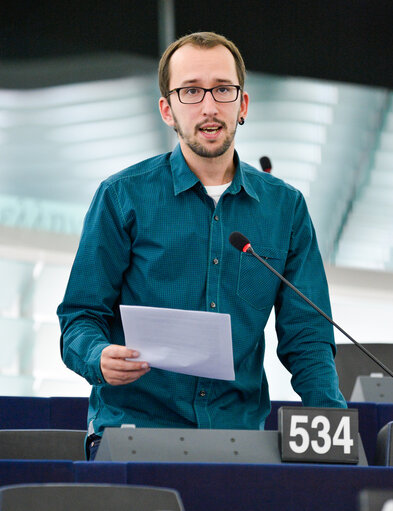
204, 182, 232, 205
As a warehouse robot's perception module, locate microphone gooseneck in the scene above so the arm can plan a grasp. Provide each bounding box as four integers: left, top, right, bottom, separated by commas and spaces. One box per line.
229, 231, 393, 378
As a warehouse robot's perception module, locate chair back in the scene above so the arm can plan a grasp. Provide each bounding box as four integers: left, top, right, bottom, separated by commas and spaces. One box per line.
375, 421, 393, 466
0, 429, 85, 460
0, 484, 184, 511
335, 343, 393, 400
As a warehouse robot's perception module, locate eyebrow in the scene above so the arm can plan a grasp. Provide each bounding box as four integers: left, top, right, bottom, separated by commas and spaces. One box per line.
179, 78, 235, 87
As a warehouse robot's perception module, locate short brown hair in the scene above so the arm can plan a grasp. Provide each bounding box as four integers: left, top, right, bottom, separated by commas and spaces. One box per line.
158, 31, 246, 98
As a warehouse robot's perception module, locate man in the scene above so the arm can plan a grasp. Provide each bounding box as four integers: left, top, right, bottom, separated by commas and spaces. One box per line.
57, 32, 346, 460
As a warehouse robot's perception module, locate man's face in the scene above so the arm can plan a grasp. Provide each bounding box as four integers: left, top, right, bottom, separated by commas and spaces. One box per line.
159, 44, 248, 160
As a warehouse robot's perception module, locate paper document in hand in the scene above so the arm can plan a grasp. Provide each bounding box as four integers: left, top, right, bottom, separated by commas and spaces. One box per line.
120, 305, 235, 380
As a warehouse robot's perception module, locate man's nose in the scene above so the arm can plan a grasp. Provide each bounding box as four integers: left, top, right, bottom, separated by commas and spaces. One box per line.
201, 90, 219, 115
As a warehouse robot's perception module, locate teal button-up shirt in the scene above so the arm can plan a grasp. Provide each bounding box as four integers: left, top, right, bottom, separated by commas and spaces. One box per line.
57, 144, 346, 436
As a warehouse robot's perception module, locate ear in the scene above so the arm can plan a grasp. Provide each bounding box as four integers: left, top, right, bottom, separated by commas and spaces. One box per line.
239, 90, 249, 122
159, 96, 175, 128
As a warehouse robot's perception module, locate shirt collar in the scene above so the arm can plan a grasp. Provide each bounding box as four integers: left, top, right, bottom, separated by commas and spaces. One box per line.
170, 144, 200, 196
229, 151, 260, 202
170, 143, 259, 202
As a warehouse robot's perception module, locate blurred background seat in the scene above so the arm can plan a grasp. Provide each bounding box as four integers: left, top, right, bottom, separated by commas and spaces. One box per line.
0, 429, 85, 460
0, 483, 184, 511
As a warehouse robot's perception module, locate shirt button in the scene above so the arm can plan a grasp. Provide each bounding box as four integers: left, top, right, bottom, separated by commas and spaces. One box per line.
214, 215, 219, 221
199, 390, 207, 397
210, 302, 216, 309
213, 258, 219, 265
98, 378, 102, 384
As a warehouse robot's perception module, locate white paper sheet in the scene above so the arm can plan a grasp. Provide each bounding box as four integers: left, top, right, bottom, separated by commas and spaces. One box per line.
120, 305, 235, 380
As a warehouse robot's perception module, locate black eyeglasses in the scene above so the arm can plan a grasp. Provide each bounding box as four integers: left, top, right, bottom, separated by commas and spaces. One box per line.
166, 85, 242, 104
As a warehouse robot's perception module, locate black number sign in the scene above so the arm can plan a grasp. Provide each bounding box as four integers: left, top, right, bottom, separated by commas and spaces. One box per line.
279, 406, 359, 464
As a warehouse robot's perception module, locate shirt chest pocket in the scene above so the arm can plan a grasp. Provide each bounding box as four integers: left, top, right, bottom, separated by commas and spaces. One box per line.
236, 246, 287, 311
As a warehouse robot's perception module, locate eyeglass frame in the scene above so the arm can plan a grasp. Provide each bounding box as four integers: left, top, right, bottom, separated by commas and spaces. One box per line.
166, 85, 242, 104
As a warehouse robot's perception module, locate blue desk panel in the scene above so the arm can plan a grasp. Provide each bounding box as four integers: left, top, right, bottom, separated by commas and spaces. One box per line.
74, 461, 127, 484
49, 397, 88, 430
125, 462, 393, 511
0, 460, 74, 487
0, 460, 393, 511
377, 404, 393, 432
0, 397, 50, 429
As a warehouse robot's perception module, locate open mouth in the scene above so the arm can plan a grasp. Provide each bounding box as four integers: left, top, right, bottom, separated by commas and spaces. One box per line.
199, 126, 222, 135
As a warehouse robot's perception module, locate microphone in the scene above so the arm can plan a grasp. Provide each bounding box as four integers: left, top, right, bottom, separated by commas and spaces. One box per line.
229, 231, 251, 252
260, 156, 272, 173
229, 231, 393, 377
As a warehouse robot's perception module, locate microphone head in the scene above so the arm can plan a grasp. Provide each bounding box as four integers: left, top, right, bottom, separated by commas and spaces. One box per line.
260, 156, 272, 173
229, 232, 251, 252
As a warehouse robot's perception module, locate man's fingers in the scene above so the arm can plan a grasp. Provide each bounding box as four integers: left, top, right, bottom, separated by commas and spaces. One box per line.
104, 367, 150, 386
101, 345, 149, 370
102, 358, 149, 372
102, 345, 139, 359
100, 344, 150, 385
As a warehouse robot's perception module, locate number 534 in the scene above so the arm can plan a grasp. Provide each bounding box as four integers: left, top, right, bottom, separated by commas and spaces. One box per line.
289, 415, 354, 454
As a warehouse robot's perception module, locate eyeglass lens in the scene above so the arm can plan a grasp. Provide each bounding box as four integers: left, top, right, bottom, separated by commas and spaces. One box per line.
179, 86, 238, 103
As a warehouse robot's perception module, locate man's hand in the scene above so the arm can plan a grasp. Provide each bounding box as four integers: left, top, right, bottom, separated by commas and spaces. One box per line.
100, 345, 150, 385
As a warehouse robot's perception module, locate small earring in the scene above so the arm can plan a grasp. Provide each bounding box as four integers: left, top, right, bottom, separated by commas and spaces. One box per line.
239, 117, 245, 125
